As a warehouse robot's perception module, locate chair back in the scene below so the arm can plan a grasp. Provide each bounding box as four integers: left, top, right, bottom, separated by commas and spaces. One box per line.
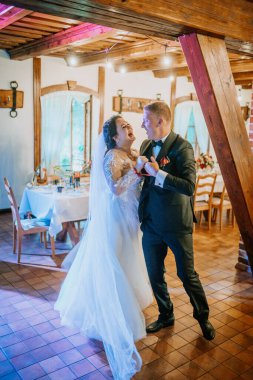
194, 173, 217, 207
3, 177, 22, 230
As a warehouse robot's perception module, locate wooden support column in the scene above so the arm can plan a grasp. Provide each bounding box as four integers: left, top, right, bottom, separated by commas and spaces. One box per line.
236, 82, 253, 272
170, 77, 177, 129
179, 33, 253, 273
33, 57, 41, 170
98, 66, 105, 134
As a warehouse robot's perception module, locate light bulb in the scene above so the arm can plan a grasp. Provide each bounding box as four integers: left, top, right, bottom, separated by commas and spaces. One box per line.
119, 65, 126, 74
169, 75, 175, 81
68, 54, 78, 66
163, 55, 171, 66
106, 60, 113, 69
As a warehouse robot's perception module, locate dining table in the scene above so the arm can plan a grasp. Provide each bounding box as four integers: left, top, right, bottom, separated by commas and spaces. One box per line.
19, 184, 89, 244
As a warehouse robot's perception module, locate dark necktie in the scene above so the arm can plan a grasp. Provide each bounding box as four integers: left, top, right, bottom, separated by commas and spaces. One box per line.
151, 140, 163, 148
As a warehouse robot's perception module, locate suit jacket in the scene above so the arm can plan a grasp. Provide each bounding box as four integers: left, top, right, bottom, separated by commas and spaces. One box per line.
138, 131, 197, 234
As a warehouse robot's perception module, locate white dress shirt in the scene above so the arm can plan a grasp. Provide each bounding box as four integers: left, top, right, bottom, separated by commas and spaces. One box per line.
153, 133, 170, 188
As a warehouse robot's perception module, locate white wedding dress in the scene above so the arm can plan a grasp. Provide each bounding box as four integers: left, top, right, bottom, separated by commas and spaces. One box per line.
54, 135, 153, 380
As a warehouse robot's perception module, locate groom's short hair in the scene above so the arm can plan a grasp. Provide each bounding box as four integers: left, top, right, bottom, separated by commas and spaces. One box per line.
144, 101, 171, 123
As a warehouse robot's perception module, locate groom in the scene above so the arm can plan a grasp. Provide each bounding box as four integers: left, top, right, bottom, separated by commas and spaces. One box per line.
138, 101, 215, 340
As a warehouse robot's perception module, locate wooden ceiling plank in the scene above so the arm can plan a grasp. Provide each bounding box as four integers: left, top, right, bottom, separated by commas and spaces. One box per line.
6, 25, 51, 36
0, 8, 32, 30
0, 33, 31, 43
0, 28, 44, 39
8, 22, 114, 60
180, 33, 253, 271
20, 16, 73, 29
31, 12, 81, 25
0, 0, 252, 55
14, 21, 62, 33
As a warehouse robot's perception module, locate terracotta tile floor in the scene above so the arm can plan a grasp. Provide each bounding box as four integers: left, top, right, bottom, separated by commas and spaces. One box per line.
0, 212, 253, 379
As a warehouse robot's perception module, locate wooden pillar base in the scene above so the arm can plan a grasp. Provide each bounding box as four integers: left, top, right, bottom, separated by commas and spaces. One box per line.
235, 236, 252, 274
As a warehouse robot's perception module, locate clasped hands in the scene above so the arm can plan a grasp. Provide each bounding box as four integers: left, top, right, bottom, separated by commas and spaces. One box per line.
135, 156, 159, 177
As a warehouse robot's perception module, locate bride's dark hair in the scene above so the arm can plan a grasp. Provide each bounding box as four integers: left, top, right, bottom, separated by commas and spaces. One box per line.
103, 115, 122, 150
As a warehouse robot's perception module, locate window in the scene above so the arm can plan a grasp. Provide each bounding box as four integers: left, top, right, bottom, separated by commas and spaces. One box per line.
186, 110, 199, 156
41, 91, 92, 173
60, 98, 85, 171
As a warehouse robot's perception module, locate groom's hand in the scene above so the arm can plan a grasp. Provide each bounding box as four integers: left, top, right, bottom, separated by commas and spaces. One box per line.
144, 157, 159, 177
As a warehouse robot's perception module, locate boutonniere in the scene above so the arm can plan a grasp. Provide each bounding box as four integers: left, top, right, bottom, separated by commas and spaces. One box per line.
159, 156, 170, 168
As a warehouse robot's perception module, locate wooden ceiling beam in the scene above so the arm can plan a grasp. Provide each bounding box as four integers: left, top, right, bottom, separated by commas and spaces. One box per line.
234, 79, 253, 89
153, 60, 253, 78
8, 22, 114, 60
114, 55, 186, 72
0, 7, 32, 30
233, 71, 253, 81
153, 67, 190, 78
230, 60, 253, 73
74, 39, 180, 66
0, 0, 252, 55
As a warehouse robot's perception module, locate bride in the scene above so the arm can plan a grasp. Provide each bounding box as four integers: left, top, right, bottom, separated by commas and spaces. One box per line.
54, 115, 153, 380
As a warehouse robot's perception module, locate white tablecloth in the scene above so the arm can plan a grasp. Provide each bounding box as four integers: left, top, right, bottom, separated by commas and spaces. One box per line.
19, 186, 89, 236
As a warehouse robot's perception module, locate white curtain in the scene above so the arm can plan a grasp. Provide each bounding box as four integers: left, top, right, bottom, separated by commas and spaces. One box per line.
192, 101, 209, 154
174, 101, 193, 138
41, 91, 90, 171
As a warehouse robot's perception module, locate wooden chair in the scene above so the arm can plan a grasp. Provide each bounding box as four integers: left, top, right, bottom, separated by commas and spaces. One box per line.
211, 184, 235, 230
193, 173, 217, 230
3, 177, 56, 265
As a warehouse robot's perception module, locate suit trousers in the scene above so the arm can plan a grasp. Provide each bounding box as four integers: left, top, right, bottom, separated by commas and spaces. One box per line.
142, 220, 209, 322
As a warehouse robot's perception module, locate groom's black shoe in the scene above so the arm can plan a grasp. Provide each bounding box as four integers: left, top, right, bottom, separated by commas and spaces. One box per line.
199, 320, 215, 341
146, 314, 175, 334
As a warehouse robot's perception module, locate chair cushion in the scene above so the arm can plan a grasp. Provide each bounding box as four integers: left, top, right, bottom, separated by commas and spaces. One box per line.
195, 201, 208, 207
18, 218, 50, 231
212, 197, 221, 205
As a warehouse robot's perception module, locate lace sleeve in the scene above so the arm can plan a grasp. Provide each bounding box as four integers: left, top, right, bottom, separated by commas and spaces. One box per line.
103, 149, 141, 195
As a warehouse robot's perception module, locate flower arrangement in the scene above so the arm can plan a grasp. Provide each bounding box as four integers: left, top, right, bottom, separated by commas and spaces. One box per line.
159, 156, 170, 168
195, 153, 214, 170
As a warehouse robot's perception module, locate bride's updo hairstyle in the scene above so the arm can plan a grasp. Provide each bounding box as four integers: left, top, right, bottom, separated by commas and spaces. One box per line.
103, 115, 122, 150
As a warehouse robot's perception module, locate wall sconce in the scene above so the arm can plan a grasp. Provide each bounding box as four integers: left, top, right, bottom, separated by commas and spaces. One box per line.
156, 93, 162, 100
237, 87, 242, 102
117, 89, 123, 114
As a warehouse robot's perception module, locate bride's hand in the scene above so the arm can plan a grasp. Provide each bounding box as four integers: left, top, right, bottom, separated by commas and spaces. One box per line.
135, 156, 149, 173
144, 156, 159, 177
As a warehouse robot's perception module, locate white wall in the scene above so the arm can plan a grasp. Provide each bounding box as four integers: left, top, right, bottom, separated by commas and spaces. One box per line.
41, 56, 99, 91
0, 51, 34, 209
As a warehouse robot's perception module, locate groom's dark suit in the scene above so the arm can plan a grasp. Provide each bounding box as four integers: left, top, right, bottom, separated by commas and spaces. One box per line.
139, 131, 209, 322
